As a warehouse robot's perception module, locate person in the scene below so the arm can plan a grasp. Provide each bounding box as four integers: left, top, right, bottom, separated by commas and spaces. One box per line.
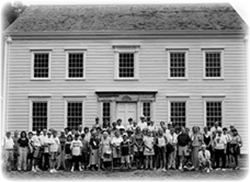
116, 119, 125, 130
222, 127, 232, 168
77, 125, 83, 134
167, 127, 178, 170
191, 126, 203, 170
89, 132, 100, 171
177, 127, 191, 171
27, 131, 34, 171
64, 134, 73, 171
111, 130, 123, 168
100, 132, 112, 171
30, 131, 42, 172
2, 131, 14, 171
156, 128, 167, 171
148, 121, 157, 132
213, 129, 227, 171
138, 116, 147, 130
92, 117, 101, 129
83, 127, 91, 142
120, 133, 131, 170
70, 133, 83, 172
57, 130, 67, 170
64, 127, 70, 137
165, 122, 172, 135
230, 129, 242, 170
17, 131, 29, 171
133, 127, 144, 170
12, 130, 19, 171
49, 130, 60, 173
127, 129, 135, 166
81, 133, 89, 170
127, 118, 134, 130
103, 119, 111, 130
210, 121, 222, 134
143, 130, 155, 170
39, 128, 48, 170
131, 121, 138, 132
198, 144, 212, 173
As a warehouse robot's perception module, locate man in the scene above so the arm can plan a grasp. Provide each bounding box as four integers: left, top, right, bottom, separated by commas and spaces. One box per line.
126, 118, 134, 130
39, 128, 48, 170
30, 131, 42, 172
3, 131, 15, 171
198, 144, 212, 173
12, 130, 19, 170
84, 127, 91, 142
167, 127, 178, 170
210, 121, 222, 134
92, 117, 101, 129
116, 119, 125, 130
177, 127, 191, 171
77, 125, 83, 134
214, 129, 227, 171
138, 116, 147, 130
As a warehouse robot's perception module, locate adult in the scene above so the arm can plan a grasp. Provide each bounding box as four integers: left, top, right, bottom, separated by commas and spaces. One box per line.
116, 119, 125, 130
92, 117, 101, 129
210, 121, 222, 134
3, 131, 14, 171
198, 144, 212, 173
177, 127, 191, 170
39, 128, 48, 170
191, 126, 203, 170
214, 129, 227, 171
17, 131, 29, 171
30, 131, 42, 172
57, 130, 67, 170
167, 127, 178, 170
12, 130, 19, 171
127, 118, 134, 131
138, 116, 148, 130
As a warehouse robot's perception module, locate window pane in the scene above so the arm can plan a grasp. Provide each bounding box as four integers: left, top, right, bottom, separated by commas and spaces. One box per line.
34, 53, 49, 78
170, 52, 185, 78
102, 102, 111, 128
205, 52, 221, 77
143, 102, 151, 120
67, 102, 83, 130
206, 101, 222, 127
68, 53, 84, 78
170, 102, 186, 127
32, 102, 47, 131
119, 53, 134, 78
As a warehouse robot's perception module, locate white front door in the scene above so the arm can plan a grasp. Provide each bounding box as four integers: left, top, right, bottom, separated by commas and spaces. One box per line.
116, 103, 137, 127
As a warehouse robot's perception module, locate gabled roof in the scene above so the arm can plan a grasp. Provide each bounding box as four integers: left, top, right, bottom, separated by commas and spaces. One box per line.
5, 3, 247, 34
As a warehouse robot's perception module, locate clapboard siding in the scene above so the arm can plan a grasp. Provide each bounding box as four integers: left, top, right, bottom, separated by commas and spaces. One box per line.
6, 37, 247, 152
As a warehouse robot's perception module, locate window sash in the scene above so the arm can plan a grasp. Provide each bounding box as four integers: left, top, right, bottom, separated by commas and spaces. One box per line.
67, 53, 85, 78
33, 53, 50, 78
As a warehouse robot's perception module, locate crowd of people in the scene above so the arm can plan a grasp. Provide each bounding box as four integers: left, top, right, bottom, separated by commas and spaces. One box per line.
2, 116, 243, 173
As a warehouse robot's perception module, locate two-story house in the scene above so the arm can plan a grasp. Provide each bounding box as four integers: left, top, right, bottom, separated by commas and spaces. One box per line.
3, 4, 248, 152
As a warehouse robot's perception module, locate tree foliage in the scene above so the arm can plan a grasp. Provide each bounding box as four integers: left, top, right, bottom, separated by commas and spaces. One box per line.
2, 1, 27, 30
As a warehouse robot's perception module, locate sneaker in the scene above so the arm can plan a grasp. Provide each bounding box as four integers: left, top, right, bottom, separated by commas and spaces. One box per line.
71, 167, 74, 172
207, 168, 210, 173
162, 168, 166, 172
235, 166, 240, 170
221, 168, 226, 171
179, 166, 183, 171
32, 168, 37, 173
53, 169, 58, 173
50, 169, 54, 173
215, 168, 221, 171
79, 167, 83, 172
36, 167, 42, 172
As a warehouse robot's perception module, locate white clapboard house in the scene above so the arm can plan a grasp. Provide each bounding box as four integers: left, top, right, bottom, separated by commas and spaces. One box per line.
3, 4, 248, 152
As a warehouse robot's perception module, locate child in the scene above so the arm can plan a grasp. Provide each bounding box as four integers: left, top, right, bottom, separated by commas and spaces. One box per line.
120, 133, 131, 170
100, 132, 112, 171
133, 127, 144, 170
3, 131, 14, 171
89, 132, 100, 171
81, 133, 89, 170
156, 129, 167, 171
111, 130, 123, 168
70, 133, 83, 172
143, 130, 155, 170
49, 130, 60, 173
64, 134, 73, 171
230, 129, 242, 170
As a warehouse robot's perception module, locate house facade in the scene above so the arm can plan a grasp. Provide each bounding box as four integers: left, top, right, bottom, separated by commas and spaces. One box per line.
3, 4, 248, 152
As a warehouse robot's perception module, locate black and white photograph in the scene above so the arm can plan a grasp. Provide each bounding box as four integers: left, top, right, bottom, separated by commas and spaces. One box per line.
0, 0, 249, 180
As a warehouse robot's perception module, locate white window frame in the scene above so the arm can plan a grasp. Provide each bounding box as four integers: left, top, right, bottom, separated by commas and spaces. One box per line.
166, 95, 189, 127
31, 51, 51, 80
203, 95, 225, 128
64, 95, 86, 128
167, 50, 188, 79
29, 95, 50, 131
114, 46, 139, 80
203, 49, 224, 80
65, 50, 86, 80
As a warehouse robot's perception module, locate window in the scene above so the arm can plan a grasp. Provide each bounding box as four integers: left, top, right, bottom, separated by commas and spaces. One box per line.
102, 102, 111, 127
206, 101, 222, 127
32, 101, 48, 131
119, 53, 134, 78
169, 52, 186, 78
67, 102, 83, 130
113, 45, 140, 80
66, 52, 85, 79
170, 102, 186, 127
203, 50, 224, 79
32, 52, 50, 78
142, 102, 151, 120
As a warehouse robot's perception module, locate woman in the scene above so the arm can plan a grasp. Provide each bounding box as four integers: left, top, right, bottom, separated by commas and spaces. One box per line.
17, 131, 29, 171
111, 130, 123, 168
64, 134, 73, 171
100, 132, 112, 170
89, 132, 100, 170
230, 129, 242, 170
57, 130, 67, 170
191, 126, 203, 170
133, 127, 144, 169
203, 127, 213, 154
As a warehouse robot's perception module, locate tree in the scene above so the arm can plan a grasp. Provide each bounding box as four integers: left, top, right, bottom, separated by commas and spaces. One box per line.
2, 1, 27, 30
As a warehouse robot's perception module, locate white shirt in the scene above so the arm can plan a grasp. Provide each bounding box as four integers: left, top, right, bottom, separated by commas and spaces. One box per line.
84, 132, 91, 142
210, 126, 222, 134
116, 125, 125, 130
138, 122, 147, 130
49, 136, 60, 152
148, 125, 157, 132
70, 139, 82, 156
166, 133, 178, 145
39, 134, 48, 146
198, 150, 211, 163
111, 136, 123, 147
3, 137, 14, 150
214, 135, 227, 150
31, 135, 41, 147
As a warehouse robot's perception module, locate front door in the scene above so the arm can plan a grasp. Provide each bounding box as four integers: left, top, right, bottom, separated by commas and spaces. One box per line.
116, 102, 136, 127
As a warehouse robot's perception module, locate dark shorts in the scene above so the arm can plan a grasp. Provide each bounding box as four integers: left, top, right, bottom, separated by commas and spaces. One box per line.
49, 152, 57, 161
33, 147, 41, 159
72, 155, 81, 162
